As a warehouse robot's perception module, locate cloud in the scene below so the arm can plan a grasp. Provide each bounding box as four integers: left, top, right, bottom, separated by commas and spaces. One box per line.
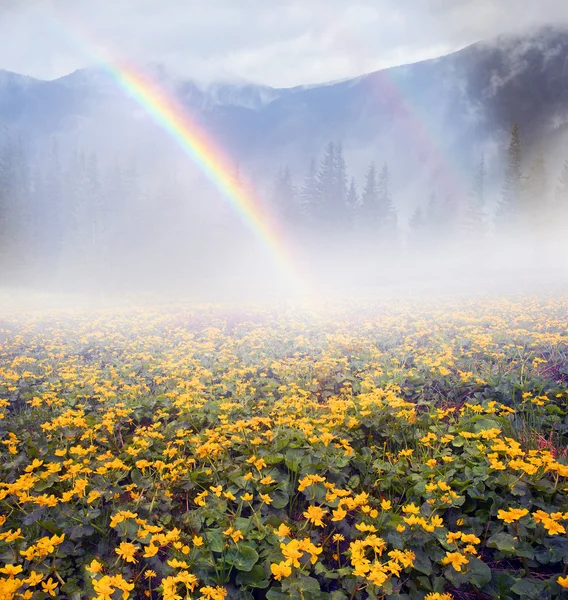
1, 0, 568, 86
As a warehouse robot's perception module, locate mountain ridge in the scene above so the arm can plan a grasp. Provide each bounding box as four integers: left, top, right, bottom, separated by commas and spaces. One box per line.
1, 25, 568, 211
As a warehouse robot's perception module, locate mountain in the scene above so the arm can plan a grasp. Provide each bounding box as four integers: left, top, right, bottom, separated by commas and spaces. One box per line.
1, 26, 568, 207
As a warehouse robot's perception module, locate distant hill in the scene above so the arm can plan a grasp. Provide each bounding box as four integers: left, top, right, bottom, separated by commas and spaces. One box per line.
1, 25, 568, 211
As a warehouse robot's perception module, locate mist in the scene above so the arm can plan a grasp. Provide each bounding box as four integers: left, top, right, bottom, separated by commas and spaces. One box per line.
0, 14, 567, 309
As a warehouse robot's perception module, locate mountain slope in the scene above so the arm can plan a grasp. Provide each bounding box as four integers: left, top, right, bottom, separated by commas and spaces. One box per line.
1, 26, 568, 199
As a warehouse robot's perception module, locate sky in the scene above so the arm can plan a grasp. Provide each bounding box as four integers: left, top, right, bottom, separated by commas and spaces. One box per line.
0, 0, 567, 87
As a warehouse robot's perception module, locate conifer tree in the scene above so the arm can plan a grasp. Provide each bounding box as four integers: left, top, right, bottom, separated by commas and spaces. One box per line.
377, 162, 397, 236
523, 149, 548, 229
346, 176, 358, 230
315, 142, 335, 227
463, 154, 485, 238
271, 165, 297, 225
360, 162, 378, 230
408, 206, 427, 251
300, 158, 318, 226
498, 123, 522, 227
332, 142, 348, 223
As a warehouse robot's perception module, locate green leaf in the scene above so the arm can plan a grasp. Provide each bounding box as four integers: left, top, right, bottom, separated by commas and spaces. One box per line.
413, 550, 432, 576
487, 532, 518, 553
266, 591, 289, 600
347, 475, 360, 489
224, 543, 259, 572
466, 557, 492, 588
271, 489, 289, 509
235, 565, 270, 589
293, 575, 321, 595
510, 579, 546, 599
284, 448, 305, 473
69, 524, 94, 540
206, 529, 224, 553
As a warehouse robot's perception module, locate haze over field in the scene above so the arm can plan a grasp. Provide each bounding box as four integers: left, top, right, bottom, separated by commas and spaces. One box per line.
0, 1, 567, 301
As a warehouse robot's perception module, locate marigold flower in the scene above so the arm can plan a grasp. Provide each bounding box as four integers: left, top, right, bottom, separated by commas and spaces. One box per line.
441, 551, 469, 572
270, 561, 292, 580
303, 505, 327, 527
115, 542, 139, 563
41, 578, 58, 597
497, 508, 529, 523
274, 523, 291, 537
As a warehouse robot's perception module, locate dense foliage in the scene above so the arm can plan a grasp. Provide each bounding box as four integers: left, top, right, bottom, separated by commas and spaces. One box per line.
0, 297, 567, 599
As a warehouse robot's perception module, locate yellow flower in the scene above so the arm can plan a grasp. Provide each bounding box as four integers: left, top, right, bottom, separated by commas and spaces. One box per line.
355, 522, 377, 533
25, 571, 44, 586
543, 520, 566, 535
193, 535, 204, 547
558, 575, 568, 589
224, 528, 244, 543
0, 564, 23, 576
41, 578, 58, 597
274, 523, 291, 537
303, 505, 327, 527
260, 493, 273, 505
441, 551, 469, 572
143, 544, 159, 558
240, 492, 253, 502
497, 508, 529, 523
194, 491, 209, 506
210, 485, 222, 497
332, 507, 347, 522
85, 559, 103, 574
115, 541, 139, 563
167, 558, 190, 569
270, 561, 292, 580
380, 499, 392, 510
402, 503, 420, 515
280, 540, 304, 567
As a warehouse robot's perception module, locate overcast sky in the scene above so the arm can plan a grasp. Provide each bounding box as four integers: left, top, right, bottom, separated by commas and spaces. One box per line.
0, 0, 567, 87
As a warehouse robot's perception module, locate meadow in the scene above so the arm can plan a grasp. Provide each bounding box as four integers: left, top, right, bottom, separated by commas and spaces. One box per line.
0, 297, 567, 600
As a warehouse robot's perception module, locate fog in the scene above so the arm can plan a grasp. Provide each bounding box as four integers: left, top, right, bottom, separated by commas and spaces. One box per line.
1, 25, 568, 311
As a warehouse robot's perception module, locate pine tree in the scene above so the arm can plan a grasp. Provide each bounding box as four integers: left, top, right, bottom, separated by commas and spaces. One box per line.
523, 149, 548, 230
315, 142, 335, 227
0, 128, 32, 277
408, 206, 427, 251
271, 166, 297, 226
42, 139, 64, 266
463, 154, 485, 238
498, 123, 522, 227
346, 176, 358, 230
300, 159, 318, 226
360, 162, 379, 230
377, 162, 397, 236
424, 190, 440, 240
332, 142, 348, 223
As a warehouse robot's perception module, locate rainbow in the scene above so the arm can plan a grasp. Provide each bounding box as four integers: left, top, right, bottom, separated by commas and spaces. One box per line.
105, 63, 302, 286
46, 15, 303, 290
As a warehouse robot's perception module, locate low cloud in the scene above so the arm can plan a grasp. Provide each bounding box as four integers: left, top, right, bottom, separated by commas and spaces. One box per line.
0, 0, 567, 86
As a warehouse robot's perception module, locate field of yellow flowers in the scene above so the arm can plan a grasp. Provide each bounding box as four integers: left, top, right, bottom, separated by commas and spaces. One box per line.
0, 297, 567, 600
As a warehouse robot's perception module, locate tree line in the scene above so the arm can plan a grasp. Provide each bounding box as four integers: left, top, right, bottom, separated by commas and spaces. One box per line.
1, 122, 567, 289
